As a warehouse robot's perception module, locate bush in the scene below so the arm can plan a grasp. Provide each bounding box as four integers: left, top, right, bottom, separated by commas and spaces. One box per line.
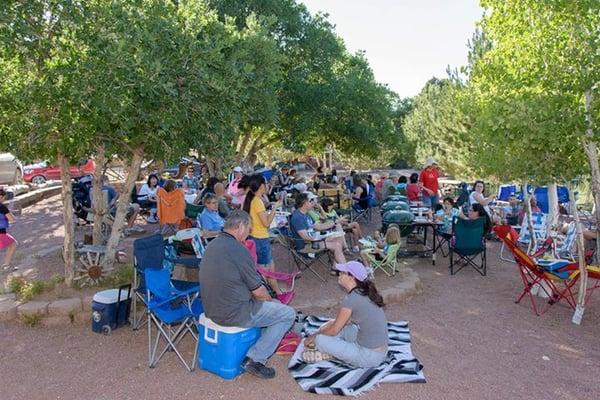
7, 274, 65, 302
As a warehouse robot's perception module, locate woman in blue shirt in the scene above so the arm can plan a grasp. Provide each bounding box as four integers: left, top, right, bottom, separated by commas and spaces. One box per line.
198, 193, 224, 238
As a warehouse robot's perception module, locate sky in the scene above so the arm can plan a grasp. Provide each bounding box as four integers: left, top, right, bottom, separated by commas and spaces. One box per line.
301, 0, 483, 97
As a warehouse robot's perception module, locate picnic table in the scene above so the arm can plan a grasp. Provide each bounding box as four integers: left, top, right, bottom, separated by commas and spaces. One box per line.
399, 217, 445, 265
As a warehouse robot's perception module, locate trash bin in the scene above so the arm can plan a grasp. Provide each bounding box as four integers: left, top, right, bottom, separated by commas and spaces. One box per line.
91, 284, 132, 335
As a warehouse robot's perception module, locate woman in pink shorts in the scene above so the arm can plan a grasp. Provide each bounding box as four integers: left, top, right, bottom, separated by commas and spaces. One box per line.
0, 188, 18, 271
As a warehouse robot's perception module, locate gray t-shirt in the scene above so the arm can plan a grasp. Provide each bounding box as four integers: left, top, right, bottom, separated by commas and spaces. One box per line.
341, 290, 388, 349
198, 232, 263, 326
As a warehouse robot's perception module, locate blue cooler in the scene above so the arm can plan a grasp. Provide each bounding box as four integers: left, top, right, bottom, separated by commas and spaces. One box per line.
197, 313, 261, 380
91, 285, 131, 335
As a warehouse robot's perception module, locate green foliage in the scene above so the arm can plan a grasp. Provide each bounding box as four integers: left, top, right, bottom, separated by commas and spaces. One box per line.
404, 0, 599, 184
99, 264, 134, 288
404, 78, 473, 177
6, 274, 64, 302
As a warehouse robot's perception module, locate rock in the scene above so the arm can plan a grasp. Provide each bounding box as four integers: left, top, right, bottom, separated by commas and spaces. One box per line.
17, 301, 49, 317
22, 268, 40, 280
0, 299, 18, 322
0, 293, 16, 302
48, 298, 82, 317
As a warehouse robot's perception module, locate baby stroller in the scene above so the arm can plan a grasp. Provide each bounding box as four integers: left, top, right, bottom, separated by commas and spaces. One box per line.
72, 175, 93, 224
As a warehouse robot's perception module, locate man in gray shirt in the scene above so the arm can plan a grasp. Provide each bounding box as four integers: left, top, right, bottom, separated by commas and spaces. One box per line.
199, 210, 295, 379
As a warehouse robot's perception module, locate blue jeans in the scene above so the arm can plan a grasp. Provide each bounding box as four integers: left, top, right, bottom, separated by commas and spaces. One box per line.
423, 195, 439, 209
315, 325, 387, 368
244, 301, 295, 364
251, 237, 273, 265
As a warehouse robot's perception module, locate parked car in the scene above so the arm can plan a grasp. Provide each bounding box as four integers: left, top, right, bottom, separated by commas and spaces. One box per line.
23, 159, 96, 184
0, 152, 23, 185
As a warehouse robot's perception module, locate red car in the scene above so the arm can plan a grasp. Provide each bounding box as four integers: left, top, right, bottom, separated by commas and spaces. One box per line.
23, 159, 96, 184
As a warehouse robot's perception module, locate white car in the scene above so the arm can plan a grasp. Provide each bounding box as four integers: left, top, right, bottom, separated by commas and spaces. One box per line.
0, 152, 23, 185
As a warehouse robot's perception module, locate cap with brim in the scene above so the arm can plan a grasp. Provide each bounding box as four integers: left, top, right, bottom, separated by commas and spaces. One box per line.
425, 157, 437, 167
335, 261, 368, 282
233, 166, 243, 173
306, 192, 318, 201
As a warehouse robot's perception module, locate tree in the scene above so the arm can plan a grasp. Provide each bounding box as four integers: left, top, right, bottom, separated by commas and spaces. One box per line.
207, 0, 398, 168
0, 0, 95, 285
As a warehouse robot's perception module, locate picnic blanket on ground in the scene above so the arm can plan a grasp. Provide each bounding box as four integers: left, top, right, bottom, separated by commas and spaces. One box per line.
288, 316, 425, 396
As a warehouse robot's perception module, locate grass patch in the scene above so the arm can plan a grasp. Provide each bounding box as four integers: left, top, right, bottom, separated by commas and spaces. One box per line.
99, 264, 134, 288
21, 312, 42, 327
7, 273, 66, 302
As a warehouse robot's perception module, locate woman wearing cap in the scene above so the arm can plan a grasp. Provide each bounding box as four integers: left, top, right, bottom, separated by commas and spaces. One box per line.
303, 261, 388, 367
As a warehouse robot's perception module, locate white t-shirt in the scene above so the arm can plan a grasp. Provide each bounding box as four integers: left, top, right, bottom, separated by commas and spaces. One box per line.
469, 191, 491, 214
138, 184, 157, 201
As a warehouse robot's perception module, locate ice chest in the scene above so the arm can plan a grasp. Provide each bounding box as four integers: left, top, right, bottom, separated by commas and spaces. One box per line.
91, 285, 131, 335
197, 313, 261, 380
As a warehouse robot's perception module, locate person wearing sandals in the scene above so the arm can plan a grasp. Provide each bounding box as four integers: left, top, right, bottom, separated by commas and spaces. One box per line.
0, 188, 18, 271
303, 261, 388, 367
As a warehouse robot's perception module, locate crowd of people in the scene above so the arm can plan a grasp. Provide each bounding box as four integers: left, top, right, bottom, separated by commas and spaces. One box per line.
1, 155, 586, 382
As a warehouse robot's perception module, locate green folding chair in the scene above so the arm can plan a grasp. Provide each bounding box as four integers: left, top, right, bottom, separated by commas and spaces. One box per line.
365, 244, 400, 276
449, 217, 487, 276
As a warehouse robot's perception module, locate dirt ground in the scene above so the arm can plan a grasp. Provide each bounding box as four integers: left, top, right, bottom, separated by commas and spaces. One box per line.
1, 195, 600, 400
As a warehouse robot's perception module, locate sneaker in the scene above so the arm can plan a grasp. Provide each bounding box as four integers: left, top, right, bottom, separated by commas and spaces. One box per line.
352, 246, 360, 253
241, 357, 275, 379
301, 349, 334, 363
131, 226, 145, 233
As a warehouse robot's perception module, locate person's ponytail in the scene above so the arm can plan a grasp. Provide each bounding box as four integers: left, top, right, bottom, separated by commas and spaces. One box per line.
355, 279, 384, 307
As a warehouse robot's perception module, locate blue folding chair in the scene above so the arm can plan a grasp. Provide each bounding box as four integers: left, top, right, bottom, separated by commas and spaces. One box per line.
132, 234, 165, 330
132, 234, 201, 330
145, 268, 202, 371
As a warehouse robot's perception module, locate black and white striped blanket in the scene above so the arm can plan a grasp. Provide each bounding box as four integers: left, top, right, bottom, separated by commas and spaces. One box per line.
288, 316, 425, 396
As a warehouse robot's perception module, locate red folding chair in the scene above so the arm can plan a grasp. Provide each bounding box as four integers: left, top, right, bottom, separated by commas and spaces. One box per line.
495, 226, 579, 315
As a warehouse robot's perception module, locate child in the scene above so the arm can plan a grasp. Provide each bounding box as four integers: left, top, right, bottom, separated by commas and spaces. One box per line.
0, 188, 18, 271
360, 225, 400, 266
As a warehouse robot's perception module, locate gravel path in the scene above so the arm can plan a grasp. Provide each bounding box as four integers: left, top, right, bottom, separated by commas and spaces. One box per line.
1, 194, 599, 400
1, 241, 599, 400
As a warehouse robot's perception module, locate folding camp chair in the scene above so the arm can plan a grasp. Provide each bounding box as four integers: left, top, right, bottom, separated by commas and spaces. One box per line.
501, 236, 578, 316
132, 234, 165, 330
277, 228, 332, 282
518, 212, 547, 254
449, 217, 487, 276
494, 224, 520, 262
364, 244, 400, 276
256, 267, 301, 304
145, 268, 202, 372
132, 234, 202, 330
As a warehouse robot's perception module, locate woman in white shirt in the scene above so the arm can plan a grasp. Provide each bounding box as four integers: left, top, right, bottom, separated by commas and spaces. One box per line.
137, 174, 159, 222
469, 180, 495, 214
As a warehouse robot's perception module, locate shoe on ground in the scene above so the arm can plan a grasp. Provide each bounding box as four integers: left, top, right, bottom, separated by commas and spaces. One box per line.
301, 349, 334, 363
241, 357, 275, 379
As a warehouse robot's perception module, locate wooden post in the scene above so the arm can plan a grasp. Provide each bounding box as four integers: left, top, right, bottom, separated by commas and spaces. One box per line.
57, 153, 75, 286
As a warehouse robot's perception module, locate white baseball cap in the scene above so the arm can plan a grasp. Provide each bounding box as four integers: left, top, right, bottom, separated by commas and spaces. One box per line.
233, 166, 243, 173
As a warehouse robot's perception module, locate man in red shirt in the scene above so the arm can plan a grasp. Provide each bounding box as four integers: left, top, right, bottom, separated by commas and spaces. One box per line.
419, 158, 441, 208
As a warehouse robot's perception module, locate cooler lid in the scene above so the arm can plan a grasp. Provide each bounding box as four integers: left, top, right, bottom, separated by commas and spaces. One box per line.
93, 288, 131, 304
198, 313, 249, 333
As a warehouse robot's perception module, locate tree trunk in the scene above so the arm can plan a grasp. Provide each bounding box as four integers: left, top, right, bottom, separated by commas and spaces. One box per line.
522, 185, 536, 254
206, 158, 216, 177
547, 183, 559, 237
236, 130, 252, 163
573, 89, 600, 323
568, 182, 588, 325
92, 145, 107, 245
104, 147, 144, 269
57, 153, 76, 286
245, 137, 262, 161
